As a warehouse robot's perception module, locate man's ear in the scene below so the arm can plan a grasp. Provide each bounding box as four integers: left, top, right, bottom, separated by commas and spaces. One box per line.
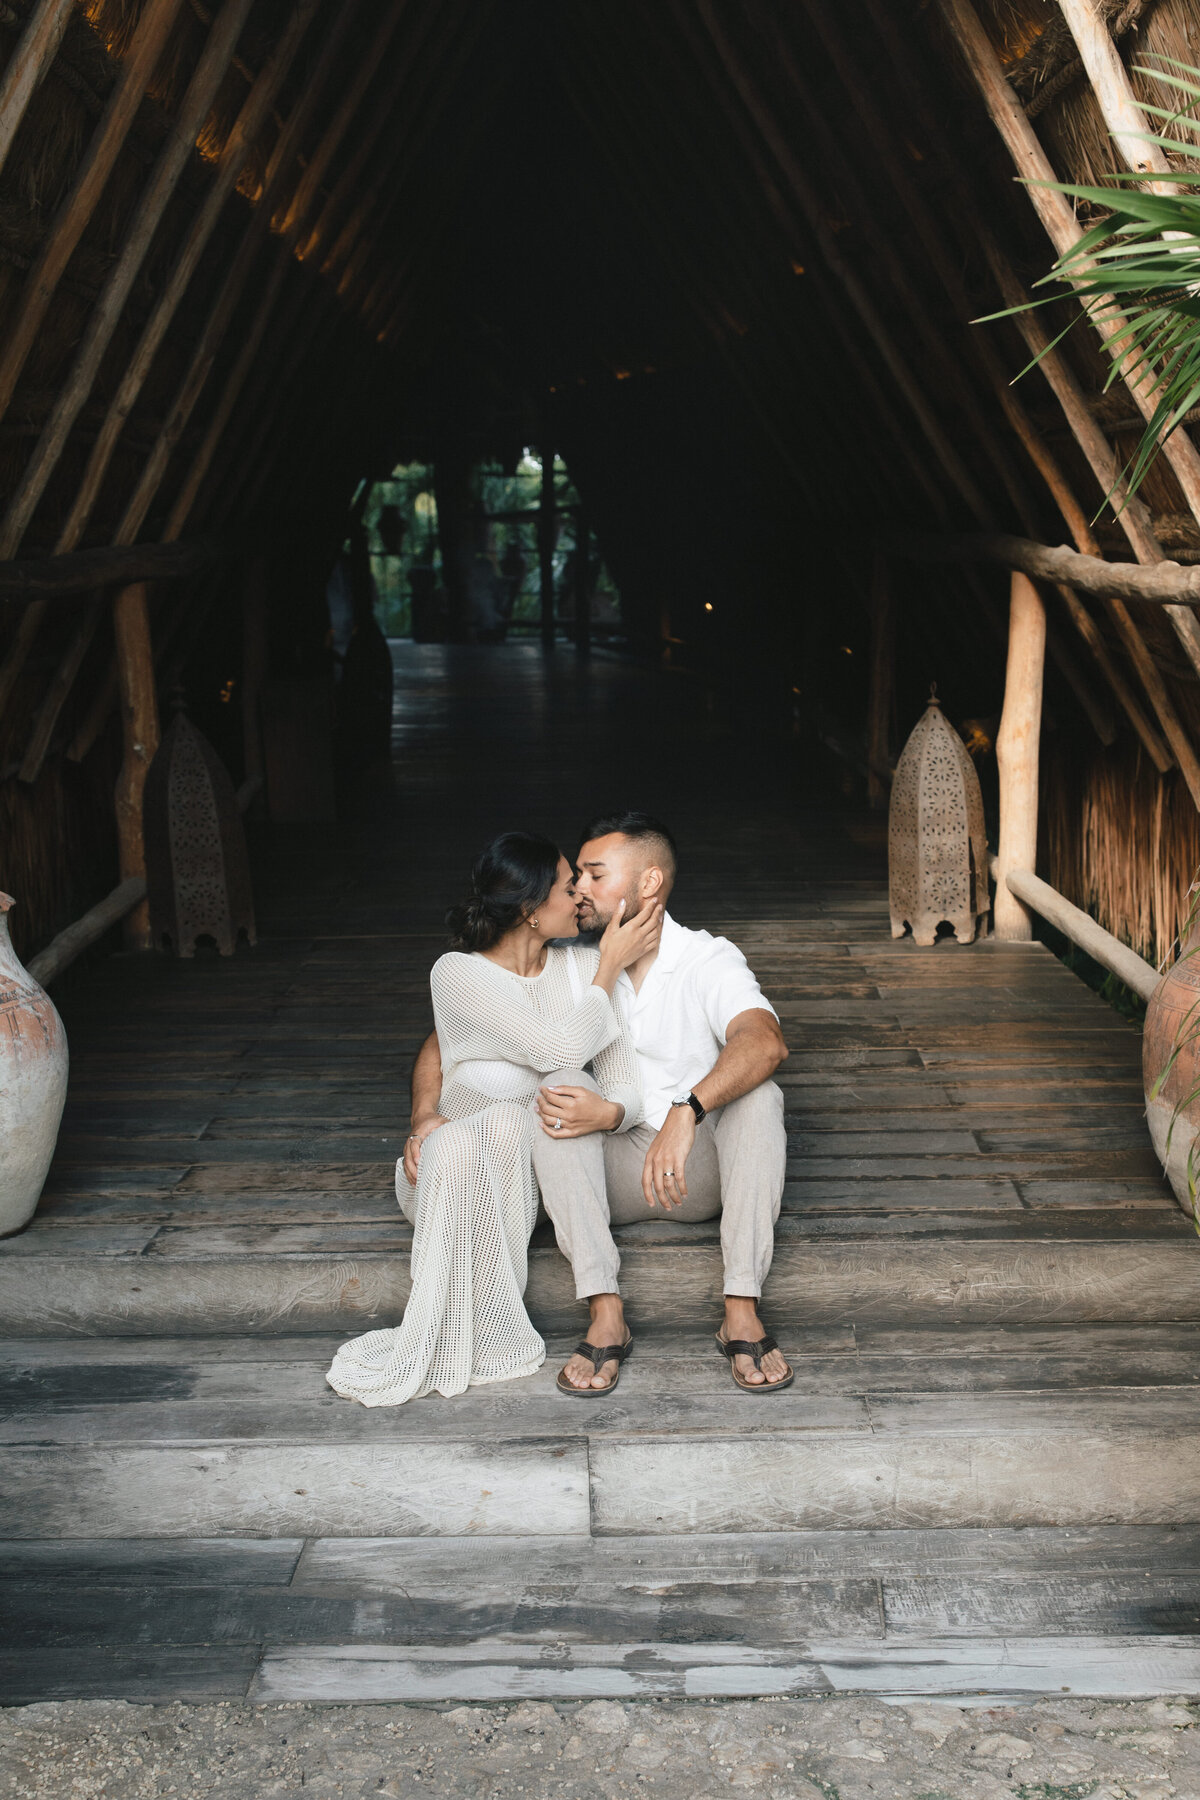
640, 865, 665, 901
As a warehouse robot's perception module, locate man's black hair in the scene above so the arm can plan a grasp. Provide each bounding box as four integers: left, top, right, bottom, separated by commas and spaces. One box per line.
580, 811, 678, 876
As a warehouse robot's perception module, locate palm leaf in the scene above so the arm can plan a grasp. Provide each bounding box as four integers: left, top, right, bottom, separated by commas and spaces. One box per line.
988, 57, 1200, 504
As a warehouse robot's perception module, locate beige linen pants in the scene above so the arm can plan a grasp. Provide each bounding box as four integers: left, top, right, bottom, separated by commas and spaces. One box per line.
529, 1069, 786, 1299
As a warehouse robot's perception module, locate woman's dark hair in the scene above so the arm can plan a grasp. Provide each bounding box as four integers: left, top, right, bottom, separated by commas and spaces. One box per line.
446, 832, 562, 952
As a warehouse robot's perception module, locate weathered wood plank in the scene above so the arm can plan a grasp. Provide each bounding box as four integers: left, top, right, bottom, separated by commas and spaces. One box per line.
0, 1442, 591, 1537
249, 1635, 1200, 1701
0, 1646, 259, 1702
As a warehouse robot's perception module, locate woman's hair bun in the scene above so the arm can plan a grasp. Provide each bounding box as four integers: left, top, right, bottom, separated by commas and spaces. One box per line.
446, 832, 561, 952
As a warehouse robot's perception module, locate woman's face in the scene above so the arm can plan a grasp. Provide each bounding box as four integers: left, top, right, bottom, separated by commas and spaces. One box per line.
531, 855, 579, 940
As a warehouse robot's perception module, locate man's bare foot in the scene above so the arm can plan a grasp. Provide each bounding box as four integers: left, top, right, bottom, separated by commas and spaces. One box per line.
560, 1293, 629, 1391
719, 1297, 791, 1386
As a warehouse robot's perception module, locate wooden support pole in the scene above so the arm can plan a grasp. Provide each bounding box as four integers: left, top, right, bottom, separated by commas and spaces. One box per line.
111, 583, 160, 950
994, 572, 1047, 942
866, 552, 893, 811
0, 0, 75, 182
539, 447, 557, 652
0, 0, 186, 429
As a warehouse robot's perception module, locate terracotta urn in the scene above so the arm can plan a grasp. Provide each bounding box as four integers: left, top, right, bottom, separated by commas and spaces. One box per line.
0, 893, 69, 1235
1144, 933, 1200, 1221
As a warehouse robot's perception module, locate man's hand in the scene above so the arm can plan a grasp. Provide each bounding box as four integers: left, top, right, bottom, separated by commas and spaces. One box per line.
402, 1114, 447, 1186
537, 1085, 622, 1138
642, 1104, 696, 1209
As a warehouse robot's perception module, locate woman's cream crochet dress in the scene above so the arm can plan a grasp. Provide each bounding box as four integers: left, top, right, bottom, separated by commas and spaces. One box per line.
326, 943, 643, 1406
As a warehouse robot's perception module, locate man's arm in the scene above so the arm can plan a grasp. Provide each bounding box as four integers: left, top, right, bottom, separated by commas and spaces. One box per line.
643, 1009, 787, 1208
693, 1009, 788, 1114
402, 1029, 447, 1186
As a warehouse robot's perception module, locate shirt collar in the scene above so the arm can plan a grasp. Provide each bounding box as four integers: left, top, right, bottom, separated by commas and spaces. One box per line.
654, 911, 688, 971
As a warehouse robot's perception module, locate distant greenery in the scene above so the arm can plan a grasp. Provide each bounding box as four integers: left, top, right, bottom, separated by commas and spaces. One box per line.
359, 452, 622, 638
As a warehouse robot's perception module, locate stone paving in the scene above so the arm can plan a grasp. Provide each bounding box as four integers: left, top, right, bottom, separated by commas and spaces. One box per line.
3, 1695, 1200, 1799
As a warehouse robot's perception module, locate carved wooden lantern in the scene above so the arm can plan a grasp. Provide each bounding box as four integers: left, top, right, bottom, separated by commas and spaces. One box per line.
888, 692, 988, 946
144, 708, 256, 957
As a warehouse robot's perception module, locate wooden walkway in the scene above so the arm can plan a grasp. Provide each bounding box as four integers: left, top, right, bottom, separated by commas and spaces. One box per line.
3, 645, 1200, 1703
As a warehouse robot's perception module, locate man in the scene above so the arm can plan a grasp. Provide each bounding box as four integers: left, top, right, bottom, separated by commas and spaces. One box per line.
404, 811, 790, 1394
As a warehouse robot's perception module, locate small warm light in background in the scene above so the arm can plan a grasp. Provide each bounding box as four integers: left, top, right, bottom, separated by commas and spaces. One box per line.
840, 645, 853, 656
790, 259, 805, 274
704, 602, 714, 613
218, 677, 236, 704
614, 368, 631, 380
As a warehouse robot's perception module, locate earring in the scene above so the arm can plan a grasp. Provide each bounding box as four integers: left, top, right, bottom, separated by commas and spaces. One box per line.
530, 915, 539, 930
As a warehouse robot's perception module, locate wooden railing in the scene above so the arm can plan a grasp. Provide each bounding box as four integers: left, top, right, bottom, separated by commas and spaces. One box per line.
987, 857, 1158, 1002
26, 774, 262, 988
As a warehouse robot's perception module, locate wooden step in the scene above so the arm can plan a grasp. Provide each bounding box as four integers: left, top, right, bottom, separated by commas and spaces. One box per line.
4, 1526, 1200, 1701
2, 1221, 1195, 1336
3, 1332, 1199, 1538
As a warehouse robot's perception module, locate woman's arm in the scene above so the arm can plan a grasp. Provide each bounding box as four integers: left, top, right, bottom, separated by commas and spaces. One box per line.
431, 954, 621, 1074
402, 1030, 446, 1186
591, 1004, 644, 1133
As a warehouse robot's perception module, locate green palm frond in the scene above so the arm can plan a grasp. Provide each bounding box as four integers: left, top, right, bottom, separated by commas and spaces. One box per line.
978, 57, 1200, 508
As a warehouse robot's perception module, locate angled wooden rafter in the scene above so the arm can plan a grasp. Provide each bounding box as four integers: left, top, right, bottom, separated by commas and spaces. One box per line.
0, 0, 187, 428
0, 0, 76, 181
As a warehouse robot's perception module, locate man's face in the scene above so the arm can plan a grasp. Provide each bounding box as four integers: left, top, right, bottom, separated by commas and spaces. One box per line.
573, 833, 644, 932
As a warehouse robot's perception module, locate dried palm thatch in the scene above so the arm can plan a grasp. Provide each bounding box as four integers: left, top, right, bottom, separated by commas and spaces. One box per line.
1044, 737, 1200, 966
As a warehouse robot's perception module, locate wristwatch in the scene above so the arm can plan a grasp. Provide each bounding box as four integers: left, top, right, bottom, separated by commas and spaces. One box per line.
671, 1090, 706, 1123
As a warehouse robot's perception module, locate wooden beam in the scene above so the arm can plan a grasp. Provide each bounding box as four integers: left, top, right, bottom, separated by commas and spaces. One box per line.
7, 0, 335, 781
693, 0, 992, 525
938, 0, 1200, 673
111, 583, 160, 949
160, 0, 408, 543
56, 0, 324, 558
798, 0, 1154, 759
26, 877, 148, 988
0, 0, 260, 561
1054, 0, 1177, 189
0, 0, 187, 428
994, 572, 1046, 942
854, 0, 1197, 787
888, 530, 1200, 602
0, 535, 231, 599
0, 0, 75, 181
993, 861, 1159, 999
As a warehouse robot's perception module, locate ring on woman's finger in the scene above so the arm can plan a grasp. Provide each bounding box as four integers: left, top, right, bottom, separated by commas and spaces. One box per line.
664, 1169, 674, 1178
554, 1119, 563, 1131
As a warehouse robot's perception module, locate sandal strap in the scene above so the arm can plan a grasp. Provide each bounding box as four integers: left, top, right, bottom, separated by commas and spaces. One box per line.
573, 1340, 628, 1371
722, 1334, 779, 1368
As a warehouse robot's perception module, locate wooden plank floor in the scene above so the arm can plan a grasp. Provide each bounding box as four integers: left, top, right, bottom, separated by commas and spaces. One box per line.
2, 643, 1199, 1704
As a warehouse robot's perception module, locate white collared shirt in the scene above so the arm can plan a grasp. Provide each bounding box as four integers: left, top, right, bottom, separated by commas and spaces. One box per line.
615, 912, 778, 1130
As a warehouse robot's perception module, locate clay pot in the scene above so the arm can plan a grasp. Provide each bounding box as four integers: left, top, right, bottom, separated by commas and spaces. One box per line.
1143, 943, 1200, 1220
0, 893, 68, 1236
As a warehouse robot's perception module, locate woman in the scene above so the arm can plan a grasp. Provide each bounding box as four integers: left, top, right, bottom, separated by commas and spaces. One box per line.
326, 832, 658, 1407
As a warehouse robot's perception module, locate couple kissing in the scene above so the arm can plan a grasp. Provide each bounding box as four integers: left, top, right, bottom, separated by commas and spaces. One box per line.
327, 811, 790, 1408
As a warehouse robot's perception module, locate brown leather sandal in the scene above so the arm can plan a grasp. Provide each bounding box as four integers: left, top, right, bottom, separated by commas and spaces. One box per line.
556, 1334, 633, 1396
715, 1328, 794, 1393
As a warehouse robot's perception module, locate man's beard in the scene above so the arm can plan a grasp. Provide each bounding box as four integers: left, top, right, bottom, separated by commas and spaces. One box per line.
575, 890, 637, 937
